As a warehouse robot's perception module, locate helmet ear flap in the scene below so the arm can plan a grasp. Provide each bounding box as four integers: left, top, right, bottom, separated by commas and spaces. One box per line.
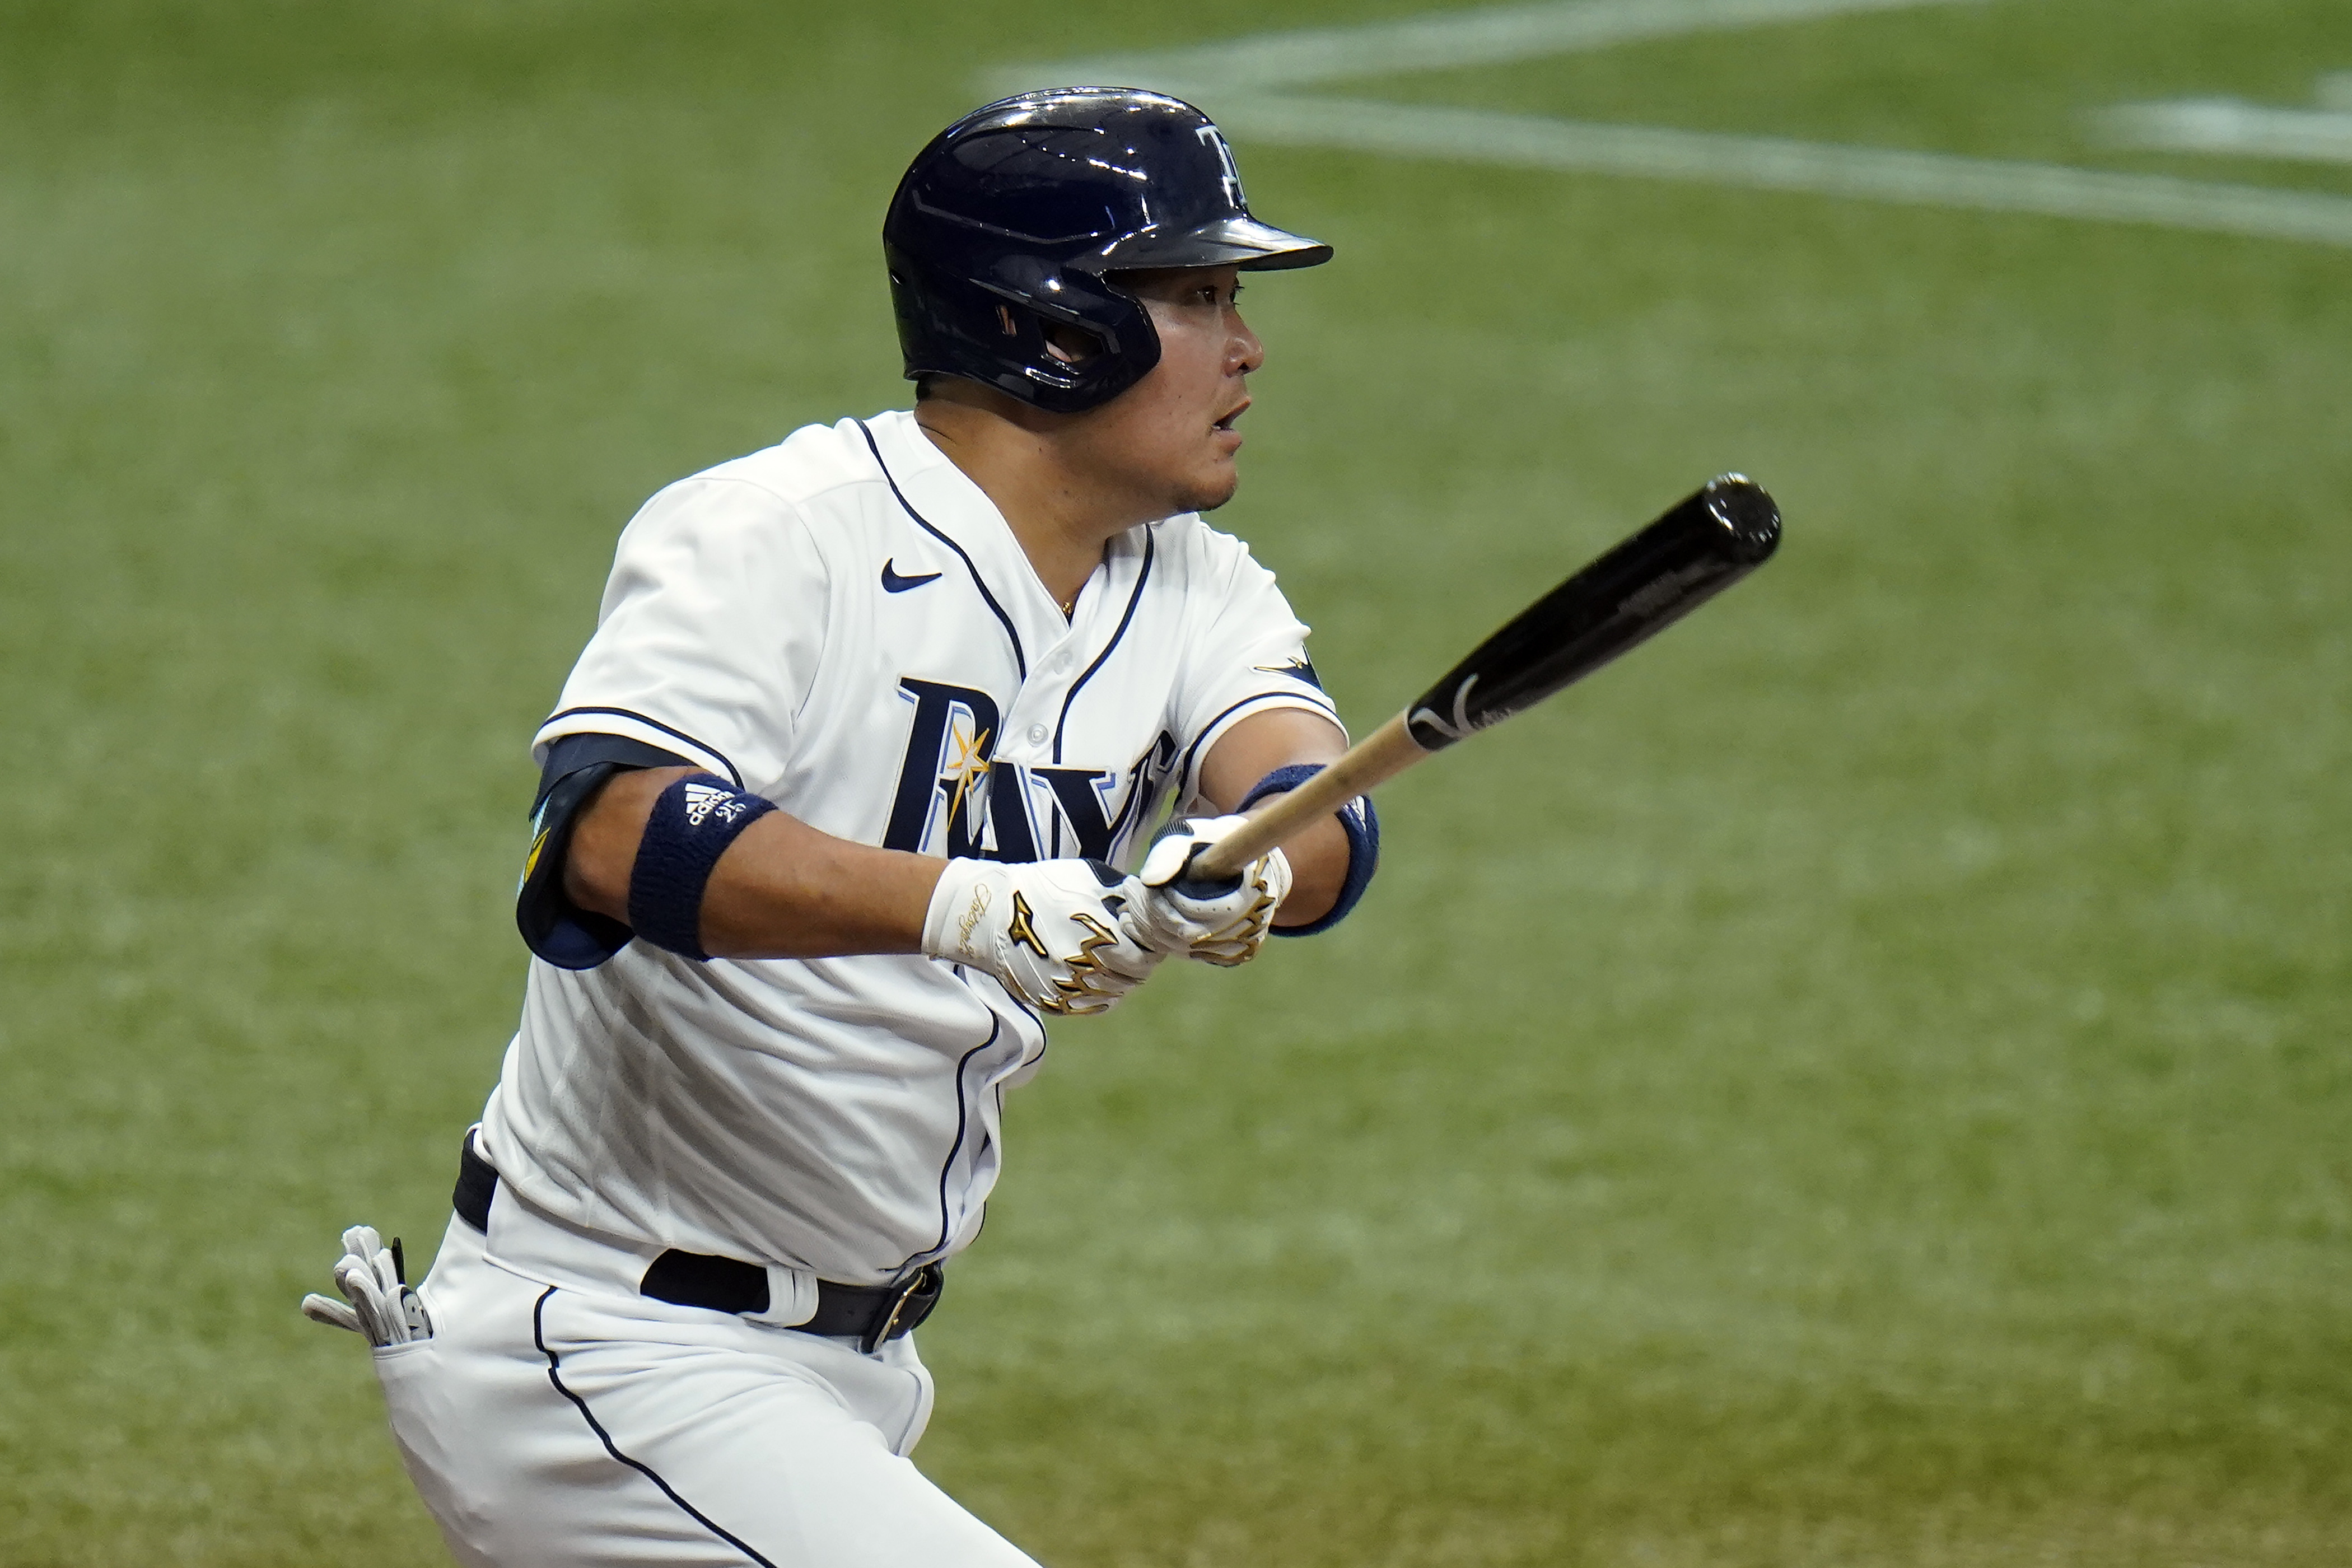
985, 298, 1097, 380
887, 249, 1161, 414
1038, 315, 1105, 368
1005, 294, 1150, 407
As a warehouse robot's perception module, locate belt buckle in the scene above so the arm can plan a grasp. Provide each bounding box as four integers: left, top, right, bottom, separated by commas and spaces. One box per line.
860, 1264, 941, 1354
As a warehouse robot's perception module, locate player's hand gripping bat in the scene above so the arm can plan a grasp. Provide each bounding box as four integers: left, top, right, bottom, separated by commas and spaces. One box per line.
1184, 475, 1782, 887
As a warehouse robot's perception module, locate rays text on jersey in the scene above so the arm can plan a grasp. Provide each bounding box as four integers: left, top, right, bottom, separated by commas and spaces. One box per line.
884, 677, 1177, 863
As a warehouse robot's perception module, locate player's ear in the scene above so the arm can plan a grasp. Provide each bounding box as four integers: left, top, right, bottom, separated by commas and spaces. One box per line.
1040, 319, 1104, 367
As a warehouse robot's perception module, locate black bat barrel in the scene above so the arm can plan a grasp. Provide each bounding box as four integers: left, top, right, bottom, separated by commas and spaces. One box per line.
1403, 475, 1781, 753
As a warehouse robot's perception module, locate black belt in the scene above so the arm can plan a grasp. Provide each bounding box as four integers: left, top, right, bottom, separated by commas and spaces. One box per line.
454, 1135, 942, 1353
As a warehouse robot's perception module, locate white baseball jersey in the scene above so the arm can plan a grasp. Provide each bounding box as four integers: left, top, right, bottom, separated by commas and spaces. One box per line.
478, 409, 1340, 1286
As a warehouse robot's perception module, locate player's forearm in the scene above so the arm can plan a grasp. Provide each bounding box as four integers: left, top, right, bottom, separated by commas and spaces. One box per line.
699, 819, 944, 959
564, 767, 942, 959
1196, 707, 1351, 928
1262, 810, 1345, 927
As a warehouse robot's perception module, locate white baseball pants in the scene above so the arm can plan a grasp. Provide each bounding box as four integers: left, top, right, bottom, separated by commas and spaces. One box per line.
371, 1202, 1042, 1567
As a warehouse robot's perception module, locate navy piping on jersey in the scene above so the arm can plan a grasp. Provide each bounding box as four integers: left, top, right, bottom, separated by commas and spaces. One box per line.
533, 1288, 780, 1567
920, 1019, 1004, 1271
1052, 529, 1154, 766
965, 959, 1047, 1040
978, 967, 1046, 1038
857, 420, 1026, 678
1175, 690, 1342, 802
1003, 1034, 1049, 1096
540, 707, 743, 788
907, 971, 1052, 1273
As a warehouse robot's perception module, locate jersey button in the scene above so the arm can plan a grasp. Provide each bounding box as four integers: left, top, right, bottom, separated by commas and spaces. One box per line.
1026, 723, 1049, 744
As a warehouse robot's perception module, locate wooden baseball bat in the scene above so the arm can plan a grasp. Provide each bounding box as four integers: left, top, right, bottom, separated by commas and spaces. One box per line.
1187, 474, 1782, 884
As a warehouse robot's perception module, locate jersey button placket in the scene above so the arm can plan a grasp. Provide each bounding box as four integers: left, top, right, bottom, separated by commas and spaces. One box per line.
1017, 639, 1077, 753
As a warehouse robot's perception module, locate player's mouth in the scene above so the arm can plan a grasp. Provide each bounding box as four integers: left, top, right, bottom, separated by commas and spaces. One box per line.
1211, 400, 1248, 442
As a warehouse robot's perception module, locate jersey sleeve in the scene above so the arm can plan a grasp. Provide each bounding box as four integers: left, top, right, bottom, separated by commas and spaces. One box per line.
1168, 529, 1345, 812
533, 477, 830, 795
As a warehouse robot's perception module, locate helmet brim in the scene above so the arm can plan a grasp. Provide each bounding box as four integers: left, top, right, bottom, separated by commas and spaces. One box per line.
1087, 214, 1332, 274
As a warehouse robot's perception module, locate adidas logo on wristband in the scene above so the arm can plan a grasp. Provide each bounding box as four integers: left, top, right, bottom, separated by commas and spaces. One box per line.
683, 782, 752, 828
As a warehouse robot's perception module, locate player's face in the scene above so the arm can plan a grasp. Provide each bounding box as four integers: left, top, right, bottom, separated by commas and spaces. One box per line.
1074, 265, 1262, 516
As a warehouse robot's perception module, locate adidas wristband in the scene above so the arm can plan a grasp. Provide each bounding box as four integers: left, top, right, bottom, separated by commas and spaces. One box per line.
1237, 763, 1380, 936
627, 773, 776, 960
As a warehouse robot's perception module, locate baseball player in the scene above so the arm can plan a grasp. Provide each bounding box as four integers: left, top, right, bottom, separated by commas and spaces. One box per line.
303, 87, 1380, 1567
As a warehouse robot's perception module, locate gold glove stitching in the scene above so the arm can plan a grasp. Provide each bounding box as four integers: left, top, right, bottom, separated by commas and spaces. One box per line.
1193, 863, 1280, 966
1006, 889, 1048, 958
955, 883, 992, 959
1044, 911, 1128, 1011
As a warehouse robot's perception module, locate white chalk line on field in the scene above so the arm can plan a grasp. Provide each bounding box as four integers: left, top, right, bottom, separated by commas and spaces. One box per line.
1222, 96, 2352, 247
2095, 96, 2352, 169
982, 0, 1986, 100
982, 0, 2352, 250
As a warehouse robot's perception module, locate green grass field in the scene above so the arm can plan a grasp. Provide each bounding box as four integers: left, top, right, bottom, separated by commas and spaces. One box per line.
5, 2, 2349, 1563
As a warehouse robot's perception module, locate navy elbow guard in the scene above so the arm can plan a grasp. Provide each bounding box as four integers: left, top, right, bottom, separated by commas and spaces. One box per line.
627, 774, 776, 960
517, 734, 692, 970
1237, 763, 1379, 936
518, 762, 636, 970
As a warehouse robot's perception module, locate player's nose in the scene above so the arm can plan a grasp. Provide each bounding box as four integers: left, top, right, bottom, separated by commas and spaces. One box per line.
1228, 311, 1264, 376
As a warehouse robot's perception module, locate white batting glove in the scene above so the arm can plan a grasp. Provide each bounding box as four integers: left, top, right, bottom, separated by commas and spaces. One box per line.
300, 1224, 432, 1346
1125, 815, 1292, 968
923, 857, 1165, 1015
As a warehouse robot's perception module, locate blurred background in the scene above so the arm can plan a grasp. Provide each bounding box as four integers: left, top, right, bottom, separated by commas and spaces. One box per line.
4, 1, 2348, 1564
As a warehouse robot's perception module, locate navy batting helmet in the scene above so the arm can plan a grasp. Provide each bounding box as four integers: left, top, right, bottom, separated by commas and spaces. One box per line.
884, 87, 1332, 415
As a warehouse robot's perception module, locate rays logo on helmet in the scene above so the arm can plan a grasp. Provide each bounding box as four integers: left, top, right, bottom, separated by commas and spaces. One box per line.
1196, 124, 1246, 209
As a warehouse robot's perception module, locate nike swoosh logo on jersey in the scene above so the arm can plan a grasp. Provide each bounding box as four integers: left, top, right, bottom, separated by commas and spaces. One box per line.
881, 559, 944, 592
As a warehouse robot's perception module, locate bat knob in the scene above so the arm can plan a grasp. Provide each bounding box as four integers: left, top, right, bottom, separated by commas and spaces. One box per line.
1170, 842, 1244, 900
1702, 475, 1782, 564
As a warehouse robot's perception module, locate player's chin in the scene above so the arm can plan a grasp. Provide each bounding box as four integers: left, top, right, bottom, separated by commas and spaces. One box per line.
1174, 461, 1242, 515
